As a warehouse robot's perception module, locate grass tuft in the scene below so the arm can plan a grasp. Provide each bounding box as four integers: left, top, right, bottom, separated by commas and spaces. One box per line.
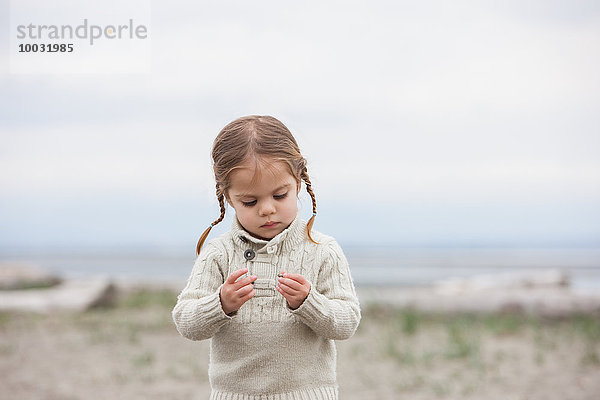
131, 351, 155, 367
120, 289, 178, 309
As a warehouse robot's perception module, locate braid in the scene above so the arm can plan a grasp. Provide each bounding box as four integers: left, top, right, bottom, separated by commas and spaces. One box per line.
196, 185, 227, 256
212, 191, 226, 226
301, 168, 318, 244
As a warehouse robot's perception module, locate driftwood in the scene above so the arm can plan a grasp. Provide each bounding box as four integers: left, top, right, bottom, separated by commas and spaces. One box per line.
0, 263, 62, 290
0, 277, 117, 313
433, 269, 570, 293
358, 287, 600, 317
358, 270, 600, 317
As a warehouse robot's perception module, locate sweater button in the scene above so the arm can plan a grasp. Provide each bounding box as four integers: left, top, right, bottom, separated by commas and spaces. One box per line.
244, 249, 255, 260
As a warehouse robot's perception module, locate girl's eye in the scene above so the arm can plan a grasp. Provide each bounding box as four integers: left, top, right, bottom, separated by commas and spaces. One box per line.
241, 200, 257, 207
273, 192, 288, 200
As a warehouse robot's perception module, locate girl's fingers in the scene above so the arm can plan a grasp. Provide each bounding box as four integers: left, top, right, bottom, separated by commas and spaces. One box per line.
240, 287, 255, 301
226, 268, 248, 284
276, 285, 305, 310
282, 272, 308, 285
276, 285, 292, 297
233, 275, 257, 290
236, 284, 254, 297
277, 277, 302, 291
277, 282, 294, 295
275, 285, 284, 296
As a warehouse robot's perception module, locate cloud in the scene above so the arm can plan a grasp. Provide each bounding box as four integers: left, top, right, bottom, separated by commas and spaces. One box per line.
1, 0, 599, 246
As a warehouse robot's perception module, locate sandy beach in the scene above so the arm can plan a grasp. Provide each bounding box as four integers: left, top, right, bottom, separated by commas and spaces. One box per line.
1, 286, 599, 400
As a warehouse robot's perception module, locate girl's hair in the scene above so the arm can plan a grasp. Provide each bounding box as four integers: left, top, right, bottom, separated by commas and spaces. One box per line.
196, 115, 318, 255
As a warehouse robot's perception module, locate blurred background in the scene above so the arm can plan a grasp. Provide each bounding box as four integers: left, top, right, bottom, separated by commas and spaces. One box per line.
2, 2, 600, 400
1, 0, 599, 288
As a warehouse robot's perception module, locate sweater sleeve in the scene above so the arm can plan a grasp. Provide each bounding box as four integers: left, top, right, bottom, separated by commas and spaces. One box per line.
172, 242, 232, 341
289, 239, 361, 340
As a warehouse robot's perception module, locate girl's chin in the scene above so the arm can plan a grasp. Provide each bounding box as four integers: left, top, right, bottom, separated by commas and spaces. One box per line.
243, 228, 277, 241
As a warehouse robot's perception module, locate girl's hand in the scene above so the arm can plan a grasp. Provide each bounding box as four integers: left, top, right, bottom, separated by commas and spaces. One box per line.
220, 268, 257, 315
276, 272, 311, 310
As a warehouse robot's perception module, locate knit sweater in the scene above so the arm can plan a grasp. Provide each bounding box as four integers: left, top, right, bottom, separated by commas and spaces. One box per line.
172, 212, 361, 400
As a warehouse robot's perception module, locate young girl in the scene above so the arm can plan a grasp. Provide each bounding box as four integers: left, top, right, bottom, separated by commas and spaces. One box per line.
172, 115, 361, 400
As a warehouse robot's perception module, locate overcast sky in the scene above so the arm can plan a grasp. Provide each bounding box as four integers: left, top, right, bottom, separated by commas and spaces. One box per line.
1, 0, 599, 250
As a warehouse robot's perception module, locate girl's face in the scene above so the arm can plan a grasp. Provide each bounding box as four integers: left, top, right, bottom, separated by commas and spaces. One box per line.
226, 160, 300, 241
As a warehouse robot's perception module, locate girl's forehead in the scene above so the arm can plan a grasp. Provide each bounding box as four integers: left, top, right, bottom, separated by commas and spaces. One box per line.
229, 160, 296, 191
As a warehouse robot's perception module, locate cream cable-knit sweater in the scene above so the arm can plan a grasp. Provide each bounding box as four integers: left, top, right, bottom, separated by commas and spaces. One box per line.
172, 212, 361, 400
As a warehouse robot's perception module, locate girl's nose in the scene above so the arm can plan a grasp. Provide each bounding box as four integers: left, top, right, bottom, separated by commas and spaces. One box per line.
258, 201, 276, 216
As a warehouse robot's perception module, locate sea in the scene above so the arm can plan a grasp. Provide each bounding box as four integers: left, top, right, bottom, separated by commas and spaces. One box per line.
1, 246, 599, 291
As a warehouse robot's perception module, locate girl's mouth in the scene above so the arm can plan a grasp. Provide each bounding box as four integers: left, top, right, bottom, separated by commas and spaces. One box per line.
261, 222, 279, 228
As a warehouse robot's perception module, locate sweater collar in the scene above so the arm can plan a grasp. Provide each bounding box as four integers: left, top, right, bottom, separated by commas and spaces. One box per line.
231, 212, 306, 253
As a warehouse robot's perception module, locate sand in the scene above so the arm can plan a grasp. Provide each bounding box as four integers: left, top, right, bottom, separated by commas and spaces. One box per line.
1, 287, 599, 400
